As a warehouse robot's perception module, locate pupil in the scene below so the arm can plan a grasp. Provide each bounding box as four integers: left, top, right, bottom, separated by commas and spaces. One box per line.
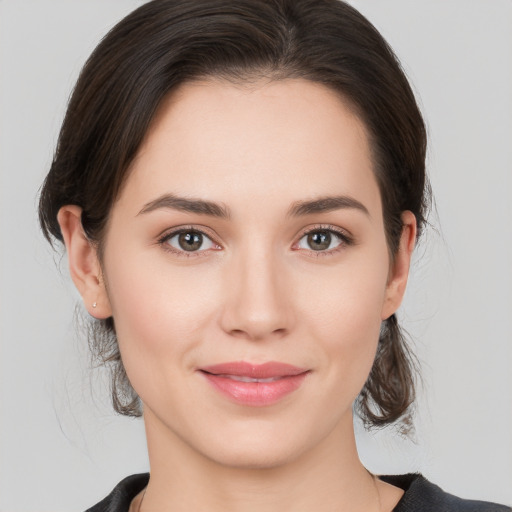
308, 231, 331, 251
178, 232, 202, 251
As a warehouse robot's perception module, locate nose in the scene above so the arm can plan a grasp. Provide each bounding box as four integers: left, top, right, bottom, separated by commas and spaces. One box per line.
218, 246, 294, 341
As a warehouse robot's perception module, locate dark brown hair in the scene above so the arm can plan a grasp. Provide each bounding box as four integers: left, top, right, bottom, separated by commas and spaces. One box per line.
39, 0, 429, 429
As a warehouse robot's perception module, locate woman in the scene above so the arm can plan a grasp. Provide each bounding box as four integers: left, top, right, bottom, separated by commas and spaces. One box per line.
37, 0, 510, 510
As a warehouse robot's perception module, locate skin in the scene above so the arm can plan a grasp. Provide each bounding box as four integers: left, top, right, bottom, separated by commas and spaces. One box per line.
58, 79, 416, 512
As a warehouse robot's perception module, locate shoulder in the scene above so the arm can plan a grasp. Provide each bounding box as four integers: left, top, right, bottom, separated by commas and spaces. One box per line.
381, 474, 511, 512
84, 472, 510, 512
85, 473, 149, 512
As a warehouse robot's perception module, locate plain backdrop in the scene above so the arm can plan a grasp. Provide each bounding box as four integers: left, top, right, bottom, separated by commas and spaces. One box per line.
1, 1, 511, 510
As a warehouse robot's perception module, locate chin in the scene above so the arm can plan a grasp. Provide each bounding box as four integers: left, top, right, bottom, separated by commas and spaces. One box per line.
205, 438, 304, 471
193, 414, 340, 471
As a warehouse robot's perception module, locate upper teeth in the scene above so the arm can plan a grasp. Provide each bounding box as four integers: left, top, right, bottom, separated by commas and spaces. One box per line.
221, 375, 280, 383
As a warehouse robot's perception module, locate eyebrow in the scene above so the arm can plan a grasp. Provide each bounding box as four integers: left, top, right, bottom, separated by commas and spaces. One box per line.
286, 195, 370, 218
138, 193, 369, 219
138, 193, 231, 218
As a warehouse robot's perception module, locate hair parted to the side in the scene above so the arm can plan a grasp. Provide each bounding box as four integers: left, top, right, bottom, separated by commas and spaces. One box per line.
39, 0, 429, 429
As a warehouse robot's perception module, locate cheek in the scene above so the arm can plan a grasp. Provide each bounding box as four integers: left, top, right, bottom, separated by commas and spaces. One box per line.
102, 251, 222, 378
298, 249, 389, 328
102, 272, 198, 419
295, 252, 389, 390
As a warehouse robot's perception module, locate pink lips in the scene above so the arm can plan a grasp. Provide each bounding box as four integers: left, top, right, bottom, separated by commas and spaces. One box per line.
199, 361, 309, 406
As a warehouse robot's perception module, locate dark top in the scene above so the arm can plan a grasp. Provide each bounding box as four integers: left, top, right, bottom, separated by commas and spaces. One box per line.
86, 473, 511, 512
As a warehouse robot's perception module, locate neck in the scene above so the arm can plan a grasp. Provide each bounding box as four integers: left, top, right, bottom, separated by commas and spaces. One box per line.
140, 409, 398, 512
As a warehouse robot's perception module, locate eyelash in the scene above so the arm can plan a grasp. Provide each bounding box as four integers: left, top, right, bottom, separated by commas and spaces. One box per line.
157, 224, 354, 258
157, 225, 220, 259
294, 224, 354, 257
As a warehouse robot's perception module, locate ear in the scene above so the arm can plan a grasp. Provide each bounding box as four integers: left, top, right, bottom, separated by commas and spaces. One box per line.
381, 211, 417, 320
57, 205, 112, 319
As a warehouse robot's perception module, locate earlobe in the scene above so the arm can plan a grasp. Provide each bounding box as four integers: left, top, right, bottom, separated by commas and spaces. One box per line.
57, 205, 112, 319
381, 211, 417, 320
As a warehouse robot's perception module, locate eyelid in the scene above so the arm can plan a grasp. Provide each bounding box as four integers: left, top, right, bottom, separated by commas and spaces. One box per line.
157, 225, 222, 257
292, 224, 354, 255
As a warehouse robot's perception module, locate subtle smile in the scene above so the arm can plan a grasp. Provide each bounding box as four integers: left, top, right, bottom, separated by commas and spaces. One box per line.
198, 361, 310, 406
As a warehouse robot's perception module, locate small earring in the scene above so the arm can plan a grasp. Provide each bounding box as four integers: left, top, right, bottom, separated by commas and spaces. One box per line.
92, 302, 97, 308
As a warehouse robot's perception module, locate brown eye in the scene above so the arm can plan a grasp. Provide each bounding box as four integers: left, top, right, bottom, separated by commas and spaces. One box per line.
165, 230, 216, 253
178, 232, 203, 251
297, 228, 346, 253
307, 231, 332, 251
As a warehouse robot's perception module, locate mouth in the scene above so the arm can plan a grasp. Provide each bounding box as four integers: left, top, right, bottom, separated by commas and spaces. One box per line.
198, 361, 310, 406
210, 375, 283, 383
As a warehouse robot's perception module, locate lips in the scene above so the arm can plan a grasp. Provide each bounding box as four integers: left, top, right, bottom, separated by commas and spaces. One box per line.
198, 361, 310, 406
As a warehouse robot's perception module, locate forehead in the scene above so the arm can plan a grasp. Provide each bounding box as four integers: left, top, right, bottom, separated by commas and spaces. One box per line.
120, 78, 381, 218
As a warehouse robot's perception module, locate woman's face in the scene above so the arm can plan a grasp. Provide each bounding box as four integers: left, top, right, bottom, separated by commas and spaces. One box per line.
78, 79, 414, 468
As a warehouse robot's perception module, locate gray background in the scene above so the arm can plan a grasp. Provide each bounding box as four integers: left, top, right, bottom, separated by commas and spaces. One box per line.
1, 1, 511, 510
